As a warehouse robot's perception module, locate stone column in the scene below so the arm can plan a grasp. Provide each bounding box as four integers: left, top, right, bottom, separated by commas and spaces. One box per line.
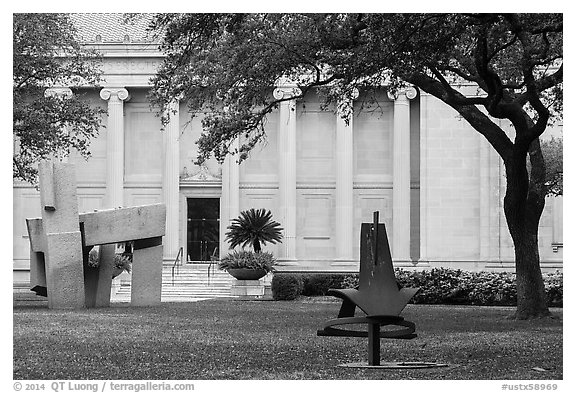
418, 92, 431, 266
274, 85, 301, 261
552, 196, 563, 250
228, 138, 241, 222
389, 87, 417, 263
221, 138, 240, 255
479, 136, 491, 262
44, 87, 73, 163
100, 87, 130, 209
162, 101, 180, 260
481, 124, 505, 268
334, 93, 357, 263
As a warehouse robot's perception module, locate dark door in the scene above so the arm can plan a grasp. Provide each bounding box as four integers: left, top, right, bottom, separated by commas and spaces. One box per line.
187, 198, 220, 263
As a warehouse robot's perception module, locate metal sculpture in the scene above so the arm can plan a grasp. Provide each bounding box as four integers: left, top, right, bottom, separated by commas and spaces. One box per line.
317, 212, 421, 367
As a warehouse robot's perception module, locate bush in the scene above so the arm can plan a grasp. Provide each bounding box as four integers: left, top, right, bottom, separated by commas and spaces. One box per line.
465, 271, 517, 306
301, 274, 347, 296
341, 274, 359, 290
271, 274, 304, 300
393, 268, 566, 307
218, 250, 276, 273
544, 270, 563, 307
395, 268, 468, 304
302, 268, 563, 307
86, 245, 132, 274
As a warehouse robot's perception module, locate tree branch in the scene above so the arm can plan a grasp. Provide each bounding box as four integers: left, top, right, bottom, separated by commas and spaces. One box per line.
406, 71, 514, 160
514, 64, 563, 107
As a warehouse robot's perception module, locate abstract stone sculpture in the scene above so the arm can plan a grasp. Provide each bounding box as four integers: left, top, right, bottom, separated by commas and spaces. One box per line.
26, 161, 166, 309
317, 212, 421, 367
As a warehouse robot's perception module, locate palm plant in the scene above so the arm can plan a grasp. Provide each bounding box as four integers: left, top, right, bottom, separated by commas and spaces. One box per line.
225, 208, 283, 253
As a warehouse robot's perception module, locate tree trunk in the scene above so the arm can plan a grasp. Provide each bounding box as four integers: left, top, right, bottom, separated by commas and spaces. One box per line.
503, 150, 550, 319
253, 240, 261, 253
508, 223, 550, 319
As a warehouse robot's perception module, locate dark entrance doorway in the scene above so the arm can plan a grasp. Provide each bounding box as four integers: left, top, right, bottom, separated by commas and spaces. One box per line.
187, 198, 220, 263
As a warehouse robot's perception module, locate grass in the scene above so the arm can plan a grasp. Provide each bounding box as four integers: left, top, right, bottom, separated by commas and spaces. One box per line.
13, 298, 562, 380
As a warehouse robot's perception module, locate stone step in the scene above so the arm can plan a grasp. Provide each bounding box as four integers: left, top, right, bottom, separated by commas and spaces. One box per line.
117, 285, 232, 291
163, 274, 232, 279
162, 275, 233, 280
111, 292, 237, 302
116, 289, 232, 296
163, 279, 232, 284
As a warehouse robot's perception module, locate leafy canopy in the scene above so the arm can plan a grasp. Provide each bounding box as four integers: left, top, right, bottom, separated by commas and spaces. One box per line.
147, 13, 562, 319
13, 13, 104, 184
149, 13, 562, 167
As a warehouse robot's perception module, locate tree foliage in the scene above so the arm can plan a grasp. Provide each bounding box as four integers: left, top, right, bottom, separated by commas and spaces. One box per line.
13, 13, 104, 184
541, 136, 563, 197
149, 13, 562, 163
148, 13, 563, 318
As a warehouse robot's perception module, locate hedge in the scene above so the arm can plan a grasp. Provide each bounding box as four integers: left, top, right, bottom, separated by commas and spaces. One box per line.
271, 274, 303, 300
271, 268, 563, 307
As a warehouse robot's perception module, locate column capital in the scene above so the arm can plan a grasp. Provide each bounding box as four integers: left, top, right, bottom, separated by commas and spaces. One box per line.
387, 86, 418, 101
100, 87, 130, 102
44, 87, 73, 99
273, 86, 302, 100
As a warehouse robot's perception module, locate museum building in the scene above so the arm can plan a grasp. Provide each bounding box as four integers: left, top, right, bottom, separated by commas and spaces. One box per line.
12, 14, 563, 286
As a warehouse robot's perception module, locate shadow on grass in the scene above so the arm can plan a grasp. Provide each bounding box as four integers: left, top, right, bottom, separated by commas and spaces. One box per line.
13, 299, 562, 380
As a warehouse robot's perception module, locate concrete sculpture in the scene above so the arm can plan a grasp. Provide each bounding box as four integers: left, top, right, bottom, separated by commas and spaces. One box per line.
26, 161, 166, 309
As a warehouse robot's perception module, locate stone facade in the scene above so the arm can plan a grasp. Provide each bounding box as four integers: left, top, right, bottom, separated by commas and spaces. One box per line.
12, 14, 563, 287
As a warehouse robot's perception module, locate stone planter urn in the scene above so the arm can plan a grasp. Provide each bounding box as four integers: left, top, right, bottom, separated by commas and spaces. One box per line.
228, 269, 268, 299
112, 267, 125, 279
227, 268, 267, 280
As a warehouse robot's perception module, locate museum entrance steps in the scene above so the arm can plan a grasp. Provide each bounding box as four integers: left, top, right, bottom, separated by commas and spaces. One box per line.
111, 263, 237, 302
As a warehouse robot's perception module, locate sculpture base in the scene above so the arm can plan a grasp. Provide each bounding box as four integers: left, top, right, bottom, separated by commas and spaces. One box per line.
340, 361, 450, 369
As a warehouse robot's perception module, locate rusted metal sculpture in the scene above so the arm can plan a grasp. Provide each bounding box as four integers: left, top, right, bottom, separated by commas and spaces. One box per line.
317, 212, 420, 367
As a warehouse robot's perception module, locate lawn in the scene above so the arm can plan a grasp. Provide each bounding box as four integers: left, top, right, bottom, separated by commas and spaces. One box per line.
13, 298, 562, 380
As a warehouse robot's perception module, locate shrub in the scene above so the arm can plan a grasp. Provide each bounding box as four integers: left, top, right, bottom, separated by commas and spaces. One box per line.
465, 271, 517, 306
86, 245, 132, 274
316, 268, 563, 307
341, 274, 359, 290
114, 253, 132, 274
218, 250, 276, 273
544, 270, 563, 307
301, 274, 347, 296
395, 268, 468, 304
271, 274, 304, 300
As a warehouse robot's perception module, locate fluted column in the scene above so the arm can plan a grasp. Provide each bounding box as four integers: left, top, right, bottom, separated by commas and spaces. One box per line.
44, 87, 73, 163
274, 85, 301, 261
335, 92, 357, 263
389, 87, 417, 263
162, 101, 180, 260
100, 87, 130, 209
